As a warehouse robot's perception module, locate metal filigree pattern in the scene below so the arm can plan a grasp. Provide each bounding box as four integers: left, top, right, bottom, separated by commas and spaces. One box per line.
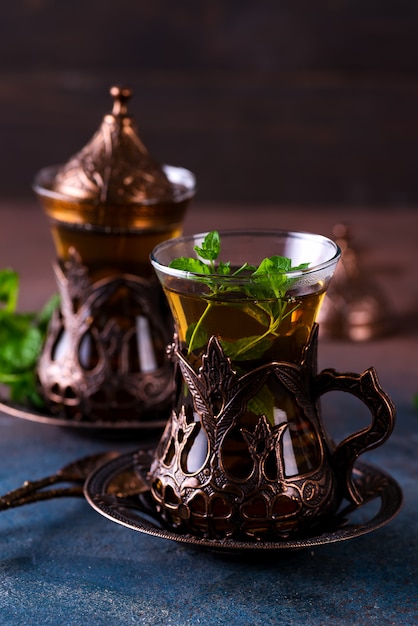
52, 86, 175, 205
315, 367, 396, 505
38, 251, 174, 423
86, 452, 403, 553
149, 335, 338, 541
148, 330, 396, 541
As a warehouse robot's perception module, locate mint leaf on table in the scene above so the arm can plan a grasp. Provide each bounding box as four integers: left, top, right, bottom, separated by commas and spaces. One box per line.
0, 268, 19, 313
0, 269, 59, 408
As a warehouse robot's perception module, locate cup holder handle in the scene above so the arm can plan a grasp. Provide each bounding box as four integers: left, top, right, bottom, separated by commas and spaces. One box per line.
315, 367, 396, 505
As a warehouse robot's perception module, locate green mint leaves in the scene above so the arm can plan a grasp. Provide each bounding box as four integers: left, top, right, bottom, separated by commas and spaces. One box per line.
168, 231, 309, 360
0, 268, 19, 313
169, 231, 223, 276
0, 269, 59, 407
193, 230, 220, 263
169, 256, 211, 275
252, 255, 309, 298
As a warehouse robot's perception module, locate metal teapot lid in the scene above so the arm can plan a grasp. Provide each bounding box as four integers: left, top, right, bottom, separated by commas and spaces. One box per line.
44, 86, 180, 205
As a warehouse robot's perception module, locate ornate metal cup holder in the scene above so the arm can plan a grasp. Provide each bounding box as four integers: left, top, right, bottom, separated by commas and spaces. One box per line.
84, 450, 403, 553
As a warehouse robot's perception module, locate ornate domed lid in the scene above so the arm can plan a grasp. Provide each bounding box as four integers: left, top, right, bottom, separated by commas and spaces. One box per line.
45, 86, 180, 205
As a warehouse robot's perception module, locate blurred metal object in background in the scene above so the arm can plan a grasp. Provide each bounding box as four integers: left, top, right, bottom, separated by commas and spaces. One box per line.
34, 86, 196, 425
318, 223, 393, 341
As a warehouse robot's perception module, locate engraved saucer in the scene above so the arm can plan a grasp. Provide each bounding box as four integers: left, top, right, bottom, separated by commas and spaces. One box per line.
84, 451, 403, 553
0, 398, 167, 431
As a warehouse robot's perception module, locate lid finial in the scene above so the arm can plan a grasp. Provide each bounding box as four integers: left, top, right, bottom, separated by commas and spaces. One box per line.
110, 85, 132, 116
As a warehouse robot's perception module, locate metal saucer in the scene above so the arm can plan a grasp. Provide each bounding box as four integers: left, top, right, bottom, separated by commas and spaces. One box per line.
84, 451, 403, 553
0, 398, 167, 431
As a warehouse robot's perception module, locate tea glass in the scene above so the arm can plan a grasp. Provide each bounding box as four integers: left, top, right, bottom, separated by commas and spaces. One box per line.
148, 230, 395, 541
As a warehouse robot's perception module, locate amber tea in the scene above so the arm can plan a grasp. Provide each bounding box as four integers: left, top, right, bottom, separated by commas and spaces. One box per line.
32, 86, 196, 423
152, 230, 337, 369
33, 171, 194, 422
164, 280, 325, 368
39, 186, 190, 280
151, 230, 339, 481
148, 230, 395, 542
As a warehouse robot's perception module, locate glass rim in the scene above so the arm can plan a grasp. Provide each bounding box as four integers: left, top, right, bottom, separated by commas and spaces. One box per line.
150, 229, 341, 281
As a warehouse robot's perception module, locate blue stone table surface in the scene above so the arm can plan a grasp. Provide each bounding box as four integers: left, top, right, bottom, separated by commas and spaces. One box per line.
0, 203, 417, 625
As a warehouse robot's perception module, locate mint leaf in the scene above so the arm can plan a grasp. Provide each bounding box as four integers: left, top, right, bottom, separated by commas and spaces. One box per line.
252, 256, 309, 298
217, 261, 231, 276
0, 319, 42, 372
238, 302, 272, 327
193, 230, 220, 262
185, 321, 209, 351
221, 335, 272, 361
169, 257, 210, 274
253, 256, 293, 275
247, 385, 276, 425
0, 268, 59, 406
232, 262, 257, 276
169, 232, 310, 361
0, 268, 19, 314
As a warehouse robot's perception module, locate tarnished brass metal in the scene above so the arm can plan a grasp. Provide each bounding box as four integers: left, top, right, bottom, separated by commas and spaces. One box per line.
318, 224, 393, 341
85, 451, 403, 552
37, 249, 174, 422
0, 451, 118, 510
50, 86, 175, 205
147, 326, 395, 541
33, 86, 195, 424
34, 85, 195, 232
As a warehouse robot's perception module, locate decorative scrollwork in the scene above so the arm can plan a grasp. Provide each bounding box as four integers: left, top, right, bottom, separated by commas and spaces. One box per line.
148, 325, 395, 541
148, 333, 339, 541
38, 251, 174, 423
315, 366, 396, 505
52, 86, 174, 205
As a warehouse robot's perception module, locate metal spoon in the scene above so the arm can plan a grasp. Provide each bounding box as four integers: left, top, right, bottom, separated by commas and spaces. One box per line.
0, 451, 119, 510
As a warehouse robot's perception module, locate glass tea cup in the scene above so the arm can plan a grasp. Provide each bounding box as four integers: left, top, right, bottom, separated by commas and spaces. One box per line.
146, 230, 395, 541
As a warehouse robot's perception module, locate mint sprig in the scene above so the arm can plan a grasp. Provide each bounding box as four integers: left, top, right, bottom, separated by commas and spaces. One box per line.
169, 231, 309, 360
193, 230, 220, 264
0, 269, 59, 407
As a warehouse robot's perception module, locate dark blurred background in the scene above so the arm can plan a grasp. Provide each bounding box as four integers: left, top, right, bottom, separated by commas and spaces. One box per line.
1, 0, 418, 206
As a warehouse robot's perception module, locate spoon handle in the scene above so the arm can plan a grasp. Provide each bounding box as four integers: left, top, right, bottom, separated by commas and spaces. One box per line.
0, 451, 118, 508
0, 486, 84, 510
0, 474, 76, 508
